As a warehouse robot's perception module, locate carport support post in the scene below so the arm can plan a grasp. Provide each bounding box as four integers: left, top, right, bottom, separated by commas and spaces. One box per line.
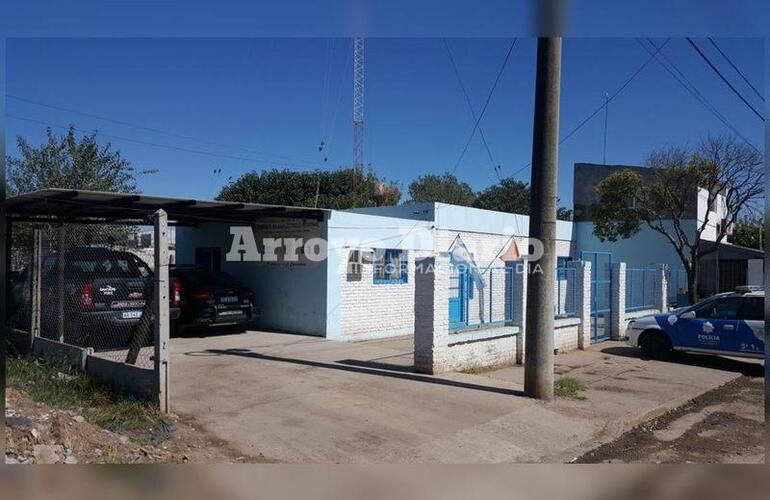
610, 262, 626, 340
57, 219, 65, 342
30, 229, 42, 349
154, 209, 171, 413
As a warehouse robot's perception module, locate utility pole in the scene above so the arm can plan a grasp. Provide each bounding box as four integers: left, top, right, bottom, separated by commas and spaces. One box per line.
525, 37, 562, 400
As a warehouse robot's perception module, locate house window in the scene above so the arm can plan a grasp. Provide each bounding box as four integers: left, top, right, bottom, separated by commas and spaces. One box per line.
373, 249, 408, 284
347, 250, 362, 281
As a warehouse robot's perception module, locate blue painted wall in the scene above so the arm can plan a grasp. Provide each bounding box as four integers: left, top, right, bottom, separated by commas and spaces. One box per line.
573, 219, 697, 270
175, 222, 329, 336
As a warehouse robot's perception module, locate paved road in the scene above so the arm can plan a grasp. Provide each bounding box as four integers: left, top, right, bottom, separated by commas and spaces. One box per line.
169, 330, 758, 463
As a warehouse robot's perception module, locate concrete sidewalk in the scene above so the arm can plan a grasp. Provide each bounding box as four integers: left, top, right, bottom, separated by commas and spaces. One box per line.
170, 331, 760, 463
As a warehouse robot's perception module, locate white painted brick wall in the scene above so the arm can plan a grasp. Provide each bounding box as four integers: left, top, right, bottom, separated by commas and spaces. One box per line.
338, 248, 431, 340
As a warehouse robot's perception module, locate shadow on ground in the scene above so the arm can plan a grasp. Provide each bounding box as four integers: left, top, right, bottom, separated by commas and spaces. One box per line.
184, 347, 527, 397
601, 346, 764, 377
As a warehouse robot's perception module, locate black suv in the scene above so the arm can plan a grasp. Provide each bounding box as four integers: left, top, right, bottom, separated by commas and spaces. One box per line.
37, 246, 180, 350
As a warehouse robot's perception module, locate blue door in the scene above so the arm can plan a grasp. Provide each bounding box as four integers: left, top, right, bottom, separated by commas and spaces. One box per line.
581, 251, 612, 343
448, 265, 467, 328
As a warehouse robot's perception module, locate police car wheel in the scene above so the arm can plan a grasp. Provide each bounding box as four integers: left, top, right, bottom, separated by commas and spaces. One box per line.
640, 331, 672, 360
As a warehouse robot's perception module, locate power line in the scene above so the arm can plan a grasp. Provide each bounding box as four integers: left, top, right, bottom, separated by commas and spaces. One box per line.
707, 37, 764, 102
443, 38, 502, 181
511, 38, 670, 179
638, 38, 759, 152
7, 114, 317, 170
6, 94, 318, 166
686, 38, 764, 121
450, 38, 517, 176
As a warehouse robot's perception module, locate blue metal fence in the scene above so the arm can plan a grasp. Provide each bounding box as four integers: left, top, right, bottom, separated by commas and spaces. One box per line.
555, 266, 578, 318
667, 268, 689, 307
625, 267, 657, 311
448, 266, 514, 331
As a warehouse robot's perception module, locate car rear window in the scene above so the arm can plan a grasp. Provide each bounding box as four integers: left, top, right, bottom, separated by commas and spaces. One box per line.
67, 253, 151, 278
742, 297, 763, 321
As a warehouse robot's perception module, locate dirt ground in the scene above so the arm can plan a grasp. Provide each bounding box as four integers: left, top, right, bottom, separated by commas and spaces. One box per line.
576, 375, 765, 464
5, 388, 276, 464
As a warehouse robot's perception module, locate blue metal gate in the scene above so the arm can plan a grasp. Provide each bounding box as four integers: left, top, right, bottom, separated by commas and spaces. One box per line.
448, 265, 467, 329
581, 251, 612, 343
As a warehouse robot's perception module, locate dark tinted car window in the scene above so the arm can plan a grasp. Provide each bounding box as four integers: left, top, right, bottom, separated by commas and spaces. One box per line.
694, 297, 742, 320
184, 271, 243, 287
743, 297, 764, 321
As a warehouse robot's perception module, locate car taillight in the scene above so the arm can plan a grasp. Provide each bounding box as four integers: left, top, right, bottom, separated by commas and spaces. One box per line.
171, 281, 182, 307
192, 290, 214, 301
79, 283, 94, 310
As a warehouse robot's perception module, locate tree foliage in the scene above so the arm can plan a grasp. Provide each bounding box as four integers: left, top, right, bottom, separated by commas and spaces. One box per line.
592, 135, 764, 302
473, 178, 530, 214
473, 177, 573, 221
407, 173, 476, 206
6, 126, 142, 252
728, 218, 763, 249
216, 168, 401, 209
6, 125, 138, 196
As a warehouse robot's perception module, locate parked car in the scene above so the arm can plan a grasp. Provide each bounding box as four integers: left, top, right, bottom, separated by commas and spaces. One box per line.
170, 267, 255, 334
37, 246, 181, 350
627, 286, 764, 360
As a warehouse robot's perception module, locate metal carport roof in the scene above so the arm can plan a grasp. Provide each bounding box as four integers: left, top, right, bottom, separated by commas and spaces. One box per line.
5, 188, 327, 225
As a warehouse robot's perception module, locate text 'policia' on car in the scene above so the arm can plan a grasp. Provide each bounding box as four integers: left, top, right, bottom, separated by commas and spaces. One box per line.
626, 286, 765, 360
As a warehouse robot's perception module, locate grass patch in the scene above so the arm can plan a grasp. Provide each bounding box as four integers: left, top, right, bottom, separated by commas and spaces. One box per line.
6, 355, 167, 436
554, 377, 586, 399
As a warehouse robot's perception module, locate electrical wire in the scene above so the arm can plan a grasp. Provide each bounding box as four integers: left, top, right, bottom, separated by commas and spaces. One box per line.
449, 38, 517, 176
638, 38, 759, 153
7, 114, 318, 170
443, 38, 502, 181
511, 38, 670, 179
686, 38, 764, 121
6, 94, 318, 166
707, 37, 764, 102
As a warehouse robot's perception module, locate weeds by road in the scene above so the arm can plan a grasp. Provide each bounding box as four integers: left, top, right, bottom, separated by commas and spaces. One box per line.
554, 377, 586, 399
5, 355, 275, 464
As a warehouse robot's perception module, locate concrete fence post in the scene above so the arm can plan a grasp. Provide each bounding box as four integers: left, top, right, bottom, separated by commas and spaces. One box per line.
512, 262, 528, 364
154, 209, 171, 413
655, 263, 668, 313
611, 262, 626, 340
414, 253, 450, 374
570, 260, 592, 350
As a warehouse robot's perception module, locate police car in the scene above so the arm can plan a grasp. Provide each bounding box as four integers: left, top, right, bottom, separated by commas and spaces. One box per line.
626, 286, 764, 360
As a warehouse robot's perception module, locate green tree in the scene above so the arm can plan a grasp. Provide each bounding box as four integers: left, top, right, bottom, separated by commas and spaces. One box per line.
407, 173, 476, 206
217, 167, 400, 209
6, 125, 139, 196
473, 178, 530, 214
728, 218, 763, 249
472, 178, 573, 220
591, 135, 763, 303
6, 126, 144, 250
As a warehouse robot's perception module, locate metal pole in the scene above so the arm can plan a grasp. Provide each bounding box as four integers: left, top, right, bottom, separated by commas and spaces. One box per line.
30, 229, 42, 350
525, 37, 561, 400
154, 209, 171, 413
57, 219, 65, 342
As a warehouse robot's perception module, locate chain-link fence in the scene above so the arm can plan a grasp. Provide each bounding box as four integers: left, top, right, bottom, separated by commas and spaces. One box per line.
6, 212, 171, 409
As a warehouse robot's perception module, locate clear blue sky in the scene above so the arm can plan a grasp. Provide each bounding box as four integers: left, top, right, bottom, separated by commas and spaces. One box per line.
5, 36, 765, 207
